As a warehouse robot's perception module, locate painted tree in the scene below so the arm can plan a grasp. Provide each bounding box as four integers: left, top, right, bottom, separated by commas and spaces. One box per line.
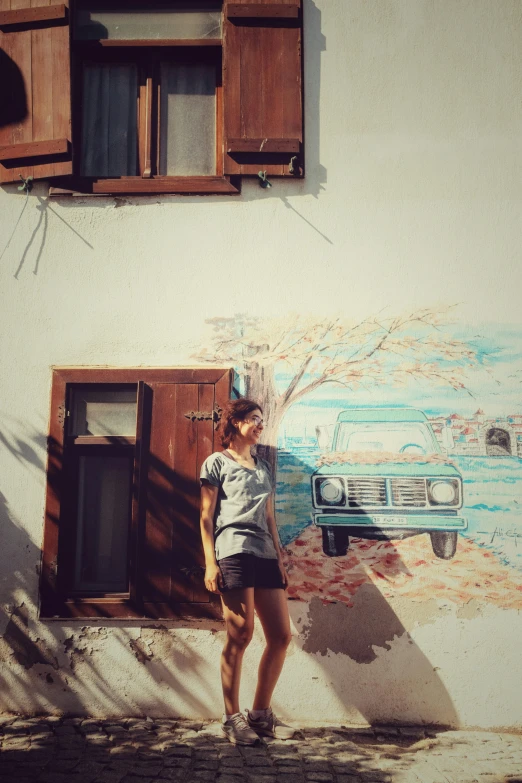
193, 308, 483, 471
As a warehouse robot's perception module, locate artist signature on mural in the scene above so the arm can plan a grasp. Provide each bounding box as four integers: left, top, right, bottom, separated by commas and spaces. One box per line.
479, 527, 522, 545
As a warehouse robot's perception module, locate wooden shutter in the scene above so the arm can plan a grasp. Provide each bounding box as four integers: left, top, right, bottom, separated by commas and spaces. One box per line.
142, 381, 224, 619
0, 1, 72, 184
223, 0, 303, 177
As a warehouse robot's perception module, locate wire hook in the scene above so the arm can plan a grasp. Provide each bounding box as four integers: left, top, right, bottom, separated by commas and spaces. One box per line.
18, 175, 33, 194
257, 170, 272, 188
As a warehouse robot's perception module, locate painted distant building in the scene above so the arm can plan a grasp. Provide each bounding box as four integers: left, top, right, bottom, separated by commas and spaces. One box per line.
429, 410, 522, 457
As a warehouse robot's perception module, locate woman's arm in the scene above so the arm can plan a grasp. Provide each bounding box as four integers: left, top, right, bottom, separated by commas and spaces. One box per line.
265, 494, 289, 587
200, 482, 222, 593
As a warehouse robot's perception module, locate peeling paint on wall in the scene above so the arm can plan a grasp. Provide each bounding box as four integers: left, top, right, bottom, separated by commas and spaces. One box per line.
63, 627, 109, 671
456, 599, 483, 620
301, 587, 408, 663
129, 637, 153, 664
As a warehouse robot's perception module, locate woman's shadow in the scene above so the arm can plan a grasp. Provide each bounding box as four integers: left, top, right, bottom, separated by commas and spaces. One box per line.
269, 446, 460, 728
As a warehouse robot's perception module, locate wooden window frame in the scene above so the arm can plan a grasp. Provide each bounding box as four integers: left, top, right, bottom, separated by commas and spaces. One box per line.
1, 0, 304, 193
51, 0, 240, 196
72, 40, 230, 191
41, 367, 232, 620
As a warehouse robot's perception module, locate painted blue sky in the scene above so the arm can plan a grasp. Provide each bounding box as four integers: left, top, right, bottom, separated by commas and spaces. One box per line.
273, 323, 522, 435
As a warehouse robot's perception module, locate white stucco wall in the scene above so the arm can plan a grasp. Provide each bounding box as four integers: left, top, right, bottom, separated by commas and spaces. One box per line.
1, 0, 521, 727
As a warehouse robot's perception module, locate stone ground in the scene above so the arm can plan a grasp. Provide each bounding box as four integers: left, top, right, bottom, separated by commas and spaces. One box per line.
0, 716, 521, 783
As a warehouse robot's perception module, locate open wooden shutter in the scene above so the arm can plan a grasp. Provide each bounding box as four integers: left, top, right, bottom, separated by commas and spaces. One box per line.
223, 0, 303, 177
0, 1, 72, 184
143, 377, 230, 619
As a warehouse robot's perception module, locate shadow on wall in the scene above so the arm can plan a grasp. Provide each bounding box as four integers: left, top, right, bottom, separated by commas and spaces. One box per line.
239, 0, 330, 244
0, 51, 27, 127
293, 588, 459, 726
1, 424, 458, 724
243, 0, 327, 201
0, 189, 95, 277
272, 450, 460, 727
0, 421, 220, 718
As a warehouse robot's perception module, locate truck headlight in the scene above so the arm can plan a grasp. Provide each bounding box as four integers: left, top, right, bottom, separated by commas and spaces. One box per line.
316, 477, 345, 506
428, 479, 459, 505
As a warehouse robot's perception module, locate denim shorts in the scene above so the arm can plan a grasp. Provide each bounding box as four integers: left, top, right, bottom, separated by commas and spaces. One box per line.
217, 553, 285, 592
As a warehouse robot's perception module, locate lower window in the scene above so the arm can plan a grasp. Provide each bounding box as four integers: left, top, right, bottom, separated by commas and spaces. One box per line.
41, 368, 232, 619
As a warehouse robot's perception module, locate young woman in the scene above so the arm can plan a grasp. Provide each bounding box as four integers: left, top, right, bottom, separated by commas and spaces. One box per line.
199, 398, 295, 745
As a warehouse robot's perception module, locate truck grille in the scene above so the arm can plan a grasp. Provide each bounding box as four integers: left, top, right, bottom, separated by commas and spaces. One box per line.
346, 478, 387, 507
391, 478, 427, 507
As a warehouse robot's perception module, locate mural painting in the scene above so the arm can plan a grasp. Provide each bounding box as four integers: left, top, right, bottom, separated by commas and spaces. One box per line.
195, 309, 522, 611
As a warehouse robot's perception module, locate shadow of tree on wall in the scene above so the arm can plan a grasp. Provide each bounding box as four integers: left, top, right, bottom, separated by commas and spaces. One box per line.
0, 419, 220, 719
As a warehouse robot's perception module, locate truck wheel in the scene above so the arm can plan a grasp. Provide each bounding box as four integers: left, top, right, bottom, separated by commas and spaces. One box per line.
430, 531, 458, 560
321, 527, 349, 557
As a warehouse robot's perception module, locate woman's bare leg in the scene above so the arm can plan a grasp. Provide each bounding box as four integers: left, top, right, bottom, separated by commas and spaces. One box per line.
220, 588, 255, 715
252, 588, 292, 711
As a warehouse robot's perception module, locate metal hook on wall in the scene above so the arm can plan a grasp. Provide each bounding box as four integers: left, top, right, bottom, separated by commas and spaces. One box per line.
18, 175, 33, 194
257, 170, 272, 188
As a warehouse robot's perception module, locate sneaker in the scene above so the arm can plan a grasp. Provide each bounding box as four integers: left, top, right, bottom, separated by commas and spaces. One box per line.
221, 712, 260, 745
247, 708, 296, 740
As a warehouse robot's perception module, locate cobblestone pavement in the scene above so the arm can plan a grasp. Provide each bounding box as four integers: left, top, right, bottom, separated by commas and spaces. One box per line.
0, 716, 521, 783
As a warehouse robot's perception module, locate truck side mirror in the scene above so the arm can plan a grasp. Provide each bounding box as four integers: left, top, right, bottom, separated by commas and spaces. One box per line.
315, 425, 332, 451
441, 425, 455, 451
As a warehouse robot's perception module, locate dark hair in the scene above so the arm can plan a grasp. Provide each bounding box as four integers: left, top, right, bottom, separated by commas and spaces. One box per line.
218, 398, 262, 448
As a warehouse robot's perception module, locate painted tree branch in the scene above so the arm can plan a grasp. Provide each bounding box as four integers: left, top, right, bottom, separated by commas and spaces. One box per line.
192, 307, 483, 470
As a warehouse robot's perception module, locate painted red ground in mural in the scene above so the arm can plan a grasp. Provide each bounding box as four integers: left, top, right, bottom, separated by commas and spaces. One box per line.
283, 526, 522, 608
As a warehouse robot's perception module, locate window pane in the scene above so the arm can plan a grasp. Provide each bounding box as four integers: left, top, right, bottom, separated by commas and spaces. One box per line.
75, 3, 222, 40
159, 63, 216, 175
81, 63, 138, 177
71, 387, 137, 436
74, 455, 132, 592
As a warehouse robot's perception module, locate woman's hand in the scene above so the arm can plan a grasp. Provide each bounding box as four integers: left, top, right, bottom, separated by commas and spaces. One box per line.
277, 557, 289, 589
204, 563, 223, 594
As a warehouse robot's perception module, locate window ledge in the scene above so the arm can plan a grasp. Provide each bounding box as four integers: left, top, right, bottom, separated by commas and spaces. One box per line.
49, 176, 241, 196
40, 599, 224, 620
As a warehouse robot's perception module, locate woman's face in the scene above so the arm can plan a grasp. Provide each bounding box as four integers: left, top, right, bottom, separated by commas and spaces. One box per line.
233, 408, 264, 445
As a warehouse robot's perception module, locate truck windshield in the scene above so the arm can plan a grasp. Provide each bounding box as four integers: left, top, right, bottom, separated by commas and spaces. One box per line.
335, 422, 437, 455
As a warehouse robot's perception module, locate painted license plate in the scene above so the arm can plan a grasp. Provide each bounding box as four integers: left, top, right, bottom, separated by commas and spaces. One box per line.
373, 516, 407, 526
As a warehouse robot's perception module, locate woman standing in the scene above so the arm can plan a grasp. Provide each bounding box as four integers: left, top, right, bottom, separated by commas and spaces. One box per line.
200, 398, 295, 745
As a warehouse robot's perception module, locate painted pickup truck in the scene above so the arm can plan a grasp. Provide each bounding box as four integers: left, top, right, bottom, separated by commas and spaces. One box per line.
311, 408, 467, 559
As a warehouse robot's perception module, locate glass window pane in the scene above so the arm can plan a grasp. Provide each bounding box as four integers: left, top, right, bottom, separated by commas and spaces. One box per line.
81, 63, 138, 177
75, 3, 222, 41
74, 455, 132, 592
71, 387, 137, 436
159, 63, 216, 175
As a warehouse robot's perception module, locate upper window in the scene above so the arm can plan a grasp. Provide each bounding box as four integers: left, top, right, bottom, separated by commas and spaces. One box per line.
75, 1, 222, 181
41, 368, 232, 619
0, 1, 304, 196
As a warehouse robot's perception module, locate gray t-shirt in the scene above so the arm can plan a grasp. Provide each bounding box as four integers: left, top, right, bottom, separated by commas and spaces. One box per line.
200, 451, 278, 561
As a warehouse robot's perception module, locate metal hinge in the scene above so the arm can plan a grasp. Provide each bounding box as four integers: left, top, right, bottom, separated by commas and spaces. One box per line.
184, 405, 222, 424
57, 405, 70, 428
